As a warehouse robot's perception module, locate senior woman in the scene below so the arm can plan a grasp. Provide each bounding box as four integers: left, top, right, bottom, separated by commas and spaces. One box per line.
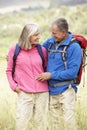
6, 23, 49, 130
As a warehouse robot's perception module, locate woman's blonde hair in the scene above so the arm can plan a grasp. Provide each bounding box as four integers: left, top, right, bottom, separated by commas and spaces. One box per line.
18, 23, 39, 50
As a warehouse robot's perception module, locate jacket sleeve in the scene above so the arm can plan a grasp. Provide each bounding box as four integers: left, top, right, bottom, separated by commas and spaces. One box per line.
42, 38, 52, 50
51, 43, 82, 81
6, 46, 17, 91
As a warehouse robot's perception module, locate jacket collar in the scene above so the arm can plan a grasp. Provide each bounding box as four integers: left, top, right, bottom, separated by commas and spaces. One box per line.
61, 32, 72, 46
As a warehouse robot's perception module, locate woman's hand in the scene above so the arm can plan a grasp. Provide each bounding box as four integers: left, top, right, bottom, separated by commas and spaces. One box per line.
15, 86, 21, 93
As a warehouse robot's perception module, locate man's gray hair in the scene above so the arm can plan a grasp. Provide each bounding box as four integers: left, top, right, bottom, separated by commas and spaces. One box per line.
51, 18, 69, 32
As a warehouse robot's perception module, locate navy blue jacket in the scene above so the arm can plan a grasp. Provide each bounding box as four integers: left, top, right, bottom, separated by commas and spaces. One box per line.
43, 32, 82, 95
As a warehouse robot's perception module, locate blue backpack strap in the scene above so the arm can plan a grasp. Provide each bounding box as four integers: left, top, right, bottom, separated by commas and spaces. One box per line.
12, 44, 21, 77
37, 44, 44, 68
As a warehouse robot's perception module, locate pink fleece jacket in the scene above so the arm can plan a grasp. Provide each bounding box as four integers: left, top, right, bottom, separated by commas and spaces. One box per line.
6, 45, 49, 93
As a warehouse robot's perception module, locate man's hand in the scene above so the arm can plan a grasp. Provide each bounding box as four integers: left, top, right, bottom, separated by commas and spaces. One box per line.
36, 72, 51, 81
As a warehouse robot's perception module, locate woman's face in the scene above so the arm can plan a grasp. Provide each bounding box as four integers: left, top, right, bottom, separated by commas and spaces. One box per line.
30, 30, 40, 45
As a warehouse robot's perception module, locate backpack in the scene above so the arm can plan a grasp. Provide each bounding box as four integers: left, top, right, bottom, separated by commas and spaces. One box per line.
48, 34, 87, 86
12, 44, 45, 77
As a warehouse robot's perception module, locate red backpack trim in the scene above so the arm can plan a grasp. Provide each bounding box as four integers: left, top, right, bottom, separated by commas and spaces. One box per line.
62, 34, 87, 85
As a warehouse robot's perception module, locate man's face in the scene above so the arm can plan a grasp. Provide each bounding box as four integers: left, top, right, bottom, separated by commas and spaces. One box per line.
51, 24, 66, 43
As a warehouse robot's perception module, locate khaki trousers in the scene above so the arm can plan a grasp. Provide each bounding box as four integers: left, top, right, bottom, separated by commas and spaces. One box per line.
15, 91, 49, 130
49, 87, 77, 130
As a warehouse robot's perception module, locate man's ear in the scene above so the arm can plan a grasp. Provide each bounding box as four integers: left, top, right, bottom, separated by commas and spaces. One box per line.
62, 30, 67, 37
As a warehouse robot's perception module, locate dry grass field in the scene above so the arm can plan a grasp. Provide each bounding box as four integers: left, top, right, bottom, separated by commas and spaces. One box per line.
0, 59, 87, 130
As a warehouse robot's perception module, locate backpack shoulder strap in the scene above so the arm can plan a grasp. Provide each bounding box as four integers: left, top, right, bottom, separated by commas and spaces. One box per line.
37, 44, 45, 68
12, 44, 21, 77
62, 45, 68, 69
62, 38, 77, 69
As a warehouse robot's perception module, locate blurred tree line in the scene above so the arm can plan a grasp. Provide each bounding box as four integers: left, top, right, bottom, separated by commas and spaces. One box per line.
0, 0, 87, 8
49, 0, 87, 7
0, 0, 41, 7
